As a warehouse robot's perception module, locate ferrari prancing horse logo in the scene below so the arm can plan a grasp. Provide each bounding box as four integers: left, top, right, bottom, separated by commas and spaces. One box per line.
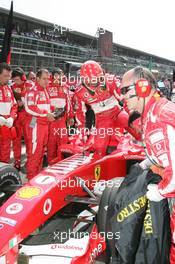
94, 165, 101, 181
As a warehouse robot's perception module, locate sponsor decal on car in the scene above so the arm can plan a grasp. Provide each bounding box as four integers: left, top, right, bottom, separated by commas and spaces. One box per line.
6, 203, 23, 215
35, 176, 56, 185
16, 186, 42, 200
50, 244, 84, 251
43, 198, 52, 215
20, 236, 90, 257
89, 243, 103, 263
94, 165, 101, 181
9, 236, 18, 249
0, 216, 17, 226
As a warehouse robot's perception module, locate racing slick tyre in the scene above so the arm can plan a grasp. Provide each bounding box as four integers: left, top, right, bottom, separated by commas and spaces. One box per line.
0, 162, 22, 206
97, 177, 124, 235
97, 178, 124, 264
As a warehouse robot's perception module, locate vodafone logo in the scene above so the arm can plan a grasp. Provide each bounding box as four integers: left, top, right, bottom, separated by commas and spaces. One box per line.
43, 199, 52, 215
6, 203, 23, 215
89, 243, 103, 262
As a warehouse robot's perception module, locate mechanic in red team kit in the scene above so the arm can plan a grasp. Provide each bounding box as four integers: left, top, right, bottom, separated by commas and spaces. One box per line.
0, 63, 17, 163
73, 60, 131, 158
11, 68, 34, 170
47, 68, 74, 164
121, 66, 175, 263
24, 69, 55, 180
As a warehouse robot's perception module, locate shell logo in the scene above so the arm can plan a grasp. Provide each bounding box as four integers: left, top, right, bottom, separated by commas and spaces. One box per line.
16, 186, 42, 200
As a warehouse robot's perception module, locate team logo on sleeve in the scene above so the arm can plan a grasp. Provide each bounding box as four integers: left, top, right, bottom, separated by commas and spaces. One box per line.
152, 140, 167, 156
39, 91, 46, 101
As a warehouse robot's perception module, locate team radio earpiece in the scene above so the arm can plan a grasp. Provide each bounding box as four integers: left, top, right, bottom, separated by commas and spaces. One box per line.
12, 68, 27, 82
15, 68, 27, 81
135, 79, 151, 98
134, 67, 151, 98
21, 74, 26, 82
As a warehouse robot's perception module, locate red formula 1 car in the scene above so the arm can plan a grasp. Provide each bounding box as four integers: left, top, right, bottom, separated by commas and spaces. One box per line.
0, 134, 145, 264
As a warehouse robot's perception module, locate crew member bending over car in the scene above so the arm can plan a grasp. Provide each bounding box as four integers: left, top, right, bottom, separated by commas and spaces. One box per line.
121, 66, 175, 263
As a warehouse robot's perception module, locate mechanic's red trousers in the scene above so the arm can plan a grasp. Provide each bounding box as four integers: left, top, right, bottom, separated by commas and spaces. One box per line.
0, 137, 11, 163
0, 126, 17, 163
93, 118, 116, 158
25, 121, 49, 180
47, 117, 68, 164
12, 110, 27, 164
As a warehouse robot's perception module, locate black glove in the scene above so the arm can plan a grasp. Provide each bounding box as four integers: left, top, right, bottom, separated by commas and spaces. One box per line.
128, 111, 141, 126
53, 107, 66, 119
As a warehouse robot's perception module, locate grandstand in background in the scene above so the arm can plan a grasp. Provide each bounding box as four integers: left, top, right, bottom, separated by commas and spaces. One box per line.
0, 6, 174, 77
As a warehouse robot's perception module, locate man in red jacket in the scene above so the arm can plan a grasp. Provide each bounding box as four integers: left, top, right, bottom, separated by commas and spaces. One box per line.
11, 68, 34, 170
24, 69, 55, 179
121, 66, 175, 263
0, 63, 17, 163
73, 60, 129, 158
47, 69, 74, 164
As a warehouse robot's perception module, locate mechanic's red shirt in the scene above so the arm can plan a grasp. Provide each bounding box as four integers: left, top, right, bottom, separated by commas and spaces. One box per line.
24, 83, 51, 124
73, 80, 121, 128
11, 80, 34, 112
142, 93, 175, 198
47, 81, 73, 119
0, 84, 17, 119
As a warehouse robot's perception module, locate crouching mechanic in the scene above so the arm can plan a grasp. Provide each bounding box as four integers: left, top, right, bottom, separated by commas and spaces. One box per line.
121, 66, 175, 262
73, 60, 130, 158
24, 69, 55, 180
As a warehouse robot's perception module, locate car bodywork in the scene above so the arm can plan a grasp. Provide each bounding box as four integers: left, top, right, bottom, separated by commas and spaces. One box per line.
0, 135, 145, 263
